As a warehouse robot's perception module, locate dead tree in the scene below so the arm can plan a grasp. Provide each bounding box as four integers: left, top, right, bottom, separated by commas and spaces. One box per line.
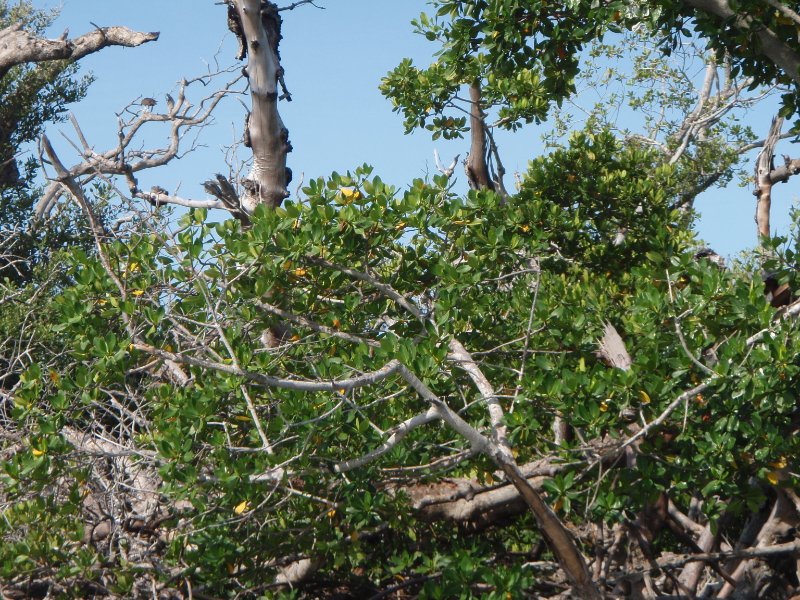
229, 0, 292, 212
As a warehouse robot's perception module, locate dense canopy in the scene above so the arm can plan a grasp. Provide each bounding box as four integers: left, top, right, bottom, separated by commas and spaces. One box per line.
2, 1, 800, 599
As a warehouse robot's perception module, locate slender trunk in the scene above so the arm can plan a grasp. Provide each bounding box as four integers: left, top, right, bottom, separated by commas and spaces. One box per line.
465, 83, 494, 191
755, 117, 782, 245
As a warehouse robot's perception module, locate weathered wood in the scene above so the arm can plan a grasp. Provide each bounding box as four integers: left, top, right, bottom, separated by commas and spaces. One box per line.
0, 24, 157, 77
233, 0, 292, 211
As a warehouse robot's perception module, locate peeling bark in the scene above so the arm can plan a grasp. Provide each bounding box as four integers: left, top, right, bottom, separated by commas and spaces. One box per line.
232, 0, 292, 211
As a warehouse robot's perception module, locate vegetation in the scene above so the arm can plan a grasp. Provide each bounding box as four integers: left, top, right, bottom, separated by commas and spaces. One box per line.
0, 1, 95, 287
3, 1, 800, 598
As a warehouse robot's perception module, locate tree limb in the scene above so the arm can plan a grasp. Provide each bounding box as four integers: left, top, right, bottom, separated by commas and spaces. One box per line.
0, 24, 158, 78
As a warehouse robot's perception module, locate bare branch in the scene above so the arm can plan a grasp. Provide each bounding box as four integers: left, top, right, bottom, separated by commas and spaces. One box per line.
334, 407, 441, 473
33, 70, 245, 222
0, 24, 158, 77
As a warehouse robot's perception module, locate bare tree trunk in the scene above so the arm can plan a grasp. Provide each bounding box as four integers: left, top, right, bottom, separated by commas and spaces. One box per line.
465, 83, 494, 191
232, 0, 292, 211
755, 117, 783, 244
754, 117, 800, 252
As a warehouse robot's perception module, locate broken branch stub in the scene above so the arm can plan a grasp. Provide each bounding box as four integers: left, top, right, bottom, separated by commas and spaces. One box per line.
597, 321, 632, 370
231, 0, 292, 212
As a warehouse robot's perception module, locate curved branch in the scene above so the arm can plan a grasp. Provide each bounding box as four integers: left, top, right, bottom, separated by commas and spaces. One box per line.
334, 407, 441, 473
132, 342, 402, 392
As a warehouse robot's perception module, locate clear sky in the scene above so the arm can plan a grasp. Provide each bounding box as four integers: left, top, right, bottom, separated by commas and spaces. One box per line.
39, 0, 798, 260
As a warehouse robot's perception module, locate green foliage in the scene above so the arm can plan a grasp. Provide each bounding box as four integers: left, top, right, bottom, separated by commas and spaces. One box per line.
6, 0, 800, 596
382, 1, 628, 137
5, 130, 799, 595
653, 0, 800, 121
0, 0, 93, 286
383, 0, 800, 142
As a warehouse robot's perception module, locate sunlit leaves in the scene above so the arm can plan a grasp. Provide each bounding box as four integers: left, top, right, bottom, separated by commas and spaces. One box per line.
11, 139, 800, 595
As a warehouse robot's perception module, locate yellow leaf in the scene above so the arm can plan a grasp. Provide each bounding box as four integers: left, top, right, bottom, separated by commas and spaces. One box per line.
350, 531, 359, 542
131, 289, 144, 297
770, 456, 788, 469
31, 447, 44, 457
767, 471, 780, 485
234, 500, 250, 515
394, 221, 406, 230
340, 187, 362, 201
97, 298, 107, 306
290, 334, 301, 342
519, 224, 530, 232
234, 415, 251, 422
638, 390, 651, 404
599, 400, 610, 412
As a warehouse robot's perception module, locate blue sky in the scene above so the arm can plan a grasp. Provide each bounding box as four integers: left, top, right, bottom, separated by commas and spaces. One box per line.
40, 0, 798, 259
